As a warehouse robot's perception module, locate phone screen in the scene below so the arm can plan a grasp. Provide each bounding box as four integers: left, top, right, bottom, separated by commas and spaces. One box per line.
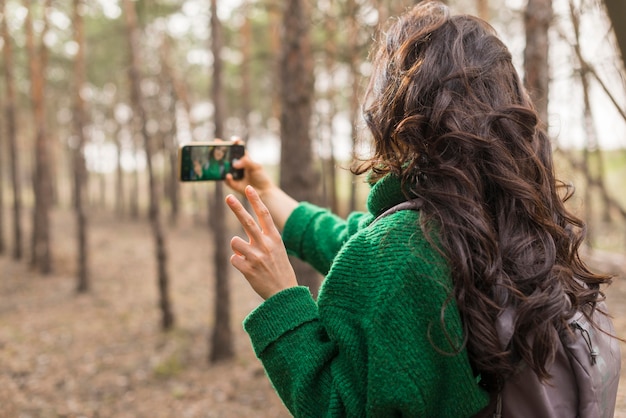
179, 143, 245, 182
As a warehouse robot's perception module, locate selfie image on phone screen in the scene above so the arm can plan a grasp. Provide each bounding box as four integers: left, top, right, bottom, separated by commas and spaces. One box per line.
179, 143, 245, 182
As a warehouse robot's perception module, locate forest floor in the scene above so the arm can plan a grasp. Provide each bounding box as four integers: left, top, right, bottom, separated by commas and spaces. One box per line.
0, 207, 290, 418
0, 206, 626, 418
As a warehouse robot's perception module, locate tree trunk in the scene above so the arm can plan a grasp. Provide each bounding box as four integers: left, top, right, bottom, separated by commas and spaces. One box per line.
158, 38, 182, 225
603, 0, 626, 69
113, 121, 125, 217
159, 35, 202, 222
321, 0, 339, 214
476, 0, 489, 20
279, 0, 320, 297
1, 0, 23, 260
568, 1, 611, 224
523, 0, 552, 124
347, 0, 361, 215
72, 0, 90, 293
123, 0, 174, 330
241, 0, 252, 142
165, 93, 180, 225
209, 0, 234, 363
25, 0, 53, 274
0, 90, 4, 255
130, 137, 140, 219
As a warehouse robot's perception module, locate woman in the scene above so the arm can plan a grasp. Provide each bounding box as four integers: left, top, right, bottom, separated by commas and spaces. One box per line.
202, 146, 230, 180
224, 2, 616, 417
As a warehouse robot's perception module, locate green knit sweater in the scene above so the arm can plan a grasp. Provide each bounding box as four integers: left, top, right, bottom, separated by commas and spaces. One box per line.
243, 175, 489, 417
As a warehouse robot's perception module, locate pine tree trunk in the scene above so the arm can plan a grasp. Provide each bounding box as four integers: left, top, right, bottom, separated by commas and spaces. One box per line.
25, 0, 53, 274
279, 0, 321, 297
1, 0, 23, 260
604, 0, 626, 69
209, 0, 234, 363
524, 0, 552, 124
158, 39, 181, 225
476, 0, 489, 20
241, 1, 252, 141
347, 0, 361, 215
113, 123, 125, 217
123, 0, 174, 330
72, 0, 89, 293
0, 91, 4, 255
320, 0, 338, 214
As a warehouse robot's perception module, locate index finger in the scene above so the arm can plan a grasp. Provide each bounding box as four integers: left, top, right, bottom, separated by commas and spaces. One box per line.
225, 193, 264, 243
244, 186, 279, 236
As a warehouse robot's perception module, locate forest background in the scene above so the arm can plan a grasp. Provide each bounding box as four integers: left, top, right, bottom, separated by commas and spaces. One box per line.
0, 0, 626, 417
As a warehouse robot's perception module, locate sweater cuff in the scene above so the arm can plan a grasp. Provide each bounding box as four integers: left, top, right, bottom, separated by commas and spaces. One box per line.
282, 202, 325, 257
243, 286, 318, 357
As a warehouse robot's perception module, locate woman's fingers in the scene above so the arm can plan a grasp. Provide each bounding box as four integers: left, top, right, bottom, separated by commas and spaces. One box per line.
244, 186, 278, 236
225, 186, 298, 300
225, 192, 263, 244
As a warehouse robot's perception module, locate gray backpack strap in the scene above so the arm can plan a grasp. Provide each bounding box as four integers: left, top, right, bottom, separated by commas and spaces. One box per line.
373, 198, 423, 224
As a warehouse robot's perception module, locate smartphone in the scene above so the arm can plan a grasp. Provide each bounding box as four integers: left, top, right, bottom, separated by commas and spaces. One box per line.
178, 142, 245, 182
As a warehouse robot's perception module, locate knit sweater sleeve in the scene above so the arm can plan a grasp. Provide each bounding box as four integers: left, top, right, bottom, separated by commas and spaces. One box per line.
282, 202, 372, 275
244, 210, 489, 417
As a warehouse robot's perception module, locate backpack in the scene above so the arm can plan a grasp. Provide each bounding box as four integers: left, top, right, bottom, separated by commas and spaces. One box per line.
374, 199, 622, 418
485, 301, 621, 418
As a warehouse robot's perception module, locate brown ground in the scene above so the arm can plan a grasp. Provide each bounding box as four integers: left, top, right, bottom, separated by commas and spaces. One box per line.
0, 207, 625, 418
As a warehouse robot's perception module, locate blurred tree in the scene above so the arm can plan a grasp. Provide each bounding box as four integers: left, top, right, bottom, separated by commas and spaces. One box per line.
477, 0, 489, 20
524, 0, 552, 123
72, 0, 90, 293
279, 0, 321, 297
123, 0, 174, 330
604, 0, 626, 67
209, 0, 234, 363
320, 0, 339, 214
0, 85, 4, 255
565, 0, 622, 246
347, 0, 362, 214
241, 0, 252, 141
162, 82, 181, 225
0, 0, 21, 260
25, 0, 53, 274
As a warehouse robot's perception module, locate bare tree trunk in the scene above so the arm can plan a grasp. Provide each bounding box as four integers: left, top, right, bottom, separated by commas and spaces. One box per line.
158, 38, 182, 225
165, 91, 180, 225
72, 0, 89, 292
25, 0, 53, 274
1, 0, 22, 260
112, 120, 125, 217
159, 35, 202, 222
280, 0, 321, 297
130, 140, 140, 219
0, 90, 4, 255
209, 0, 234, 363
524, 0, 552, 124
568, 1, 611, 224
123, 0, 174, 330
477, 0, 489, 20
241, 0, 252, 142
321, 0, 339, 214
269, 3, 282, 129
347, 0, 361, 215
603, 0, 626, 69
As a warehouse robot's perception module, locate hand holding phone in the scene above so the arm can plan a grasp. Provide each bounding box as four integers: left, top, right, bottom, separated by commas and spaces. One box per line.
178, 141, 245, 182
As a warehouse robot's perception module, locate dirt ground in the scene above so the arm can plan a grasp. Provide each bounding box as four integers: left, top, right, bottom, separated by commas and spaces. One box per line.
0, 207, 625, 418
0, 208, 290, 418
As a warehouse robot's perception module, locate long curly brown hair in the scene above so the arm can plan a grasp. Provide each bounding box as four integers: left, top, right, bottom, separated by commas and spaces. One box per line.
357, 1, 612, 387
